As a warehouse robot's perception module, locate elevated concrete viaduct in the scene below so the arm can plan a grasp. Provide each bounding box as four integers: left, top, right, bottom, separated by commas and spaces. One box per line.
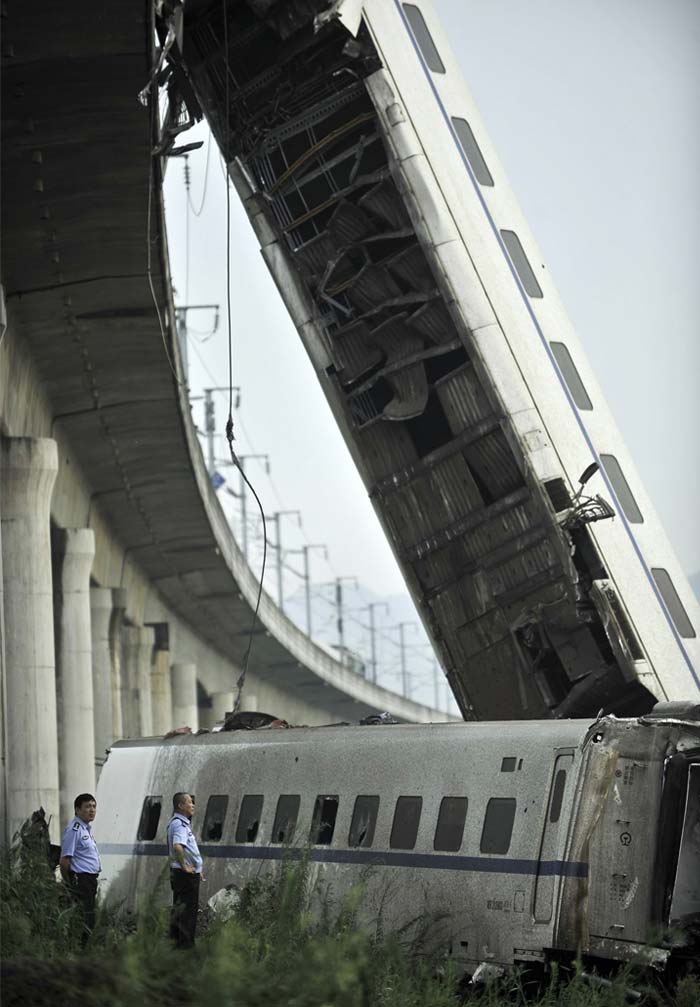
0, 3, 445, 846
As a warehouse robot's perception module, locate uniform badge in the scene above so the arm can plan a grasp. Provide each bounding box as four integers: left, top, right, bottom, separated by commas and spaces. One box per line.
73, 822, 80, 830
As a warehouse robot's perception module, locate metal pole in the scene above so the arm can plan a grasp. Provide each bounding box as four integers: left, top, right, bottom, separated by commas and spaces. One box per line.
399, 623, 407, 697
204, 388, 215, 474
273, 512, 283, 610
267, 510, 301, 613
303, 546, 311, 636
336, 578, 343, 652
365, 602, 389, 683
240, 460, 248, 559
236, 454, 269, 562
177, 309, 189, 380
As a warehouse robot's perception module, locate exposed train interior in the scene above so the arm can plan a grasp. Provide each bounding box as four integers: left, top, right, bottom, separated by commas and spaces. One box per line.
161, 0, 657, 720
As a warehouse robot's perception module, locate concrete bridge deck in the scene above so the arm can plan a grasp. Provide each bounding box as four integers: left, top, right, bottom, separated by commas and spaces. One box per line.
0, 2, 447, 843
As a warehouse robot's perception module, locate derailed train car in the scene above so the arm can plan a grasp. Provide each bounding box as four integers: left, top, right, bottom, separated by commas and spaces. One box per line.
157, 0, 700, 720
96, 703, 700, 975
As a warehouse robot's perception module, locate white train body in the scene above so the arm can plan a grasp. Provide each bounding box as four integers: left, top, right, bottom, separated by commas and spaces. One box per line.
96, 708, 700, 973
174, 0, 699, 720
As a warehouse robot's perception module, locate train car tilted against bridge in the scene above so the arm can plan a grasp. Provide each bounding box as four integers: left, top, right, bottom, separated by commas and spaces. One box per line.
96, 703, 700, 976
159, 0, 699, 720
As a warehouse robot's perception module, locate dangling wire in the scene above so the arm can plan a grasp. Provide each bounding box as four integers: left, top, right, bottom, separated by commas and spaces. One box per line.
188, 131, 212, 217
220, 0, 267, 712
184, 155, 191, 306
146, 64, 184, 388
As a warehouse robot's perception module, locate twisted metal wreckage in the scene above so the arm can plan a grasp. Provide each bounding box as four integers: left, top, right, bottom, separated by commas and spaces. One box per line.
147, 0, 699, 721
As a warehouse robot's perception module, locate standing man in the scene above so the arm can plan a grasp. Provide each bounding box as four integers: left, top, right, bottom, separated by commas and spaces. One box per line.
166, 792, 203, 949
60, 793, 102, 947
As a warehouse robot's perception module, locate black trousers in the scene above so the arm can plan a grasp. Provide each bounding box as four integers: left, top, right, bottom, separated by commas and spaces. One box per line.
169, 870, 201, 948
69, 872, 98, 946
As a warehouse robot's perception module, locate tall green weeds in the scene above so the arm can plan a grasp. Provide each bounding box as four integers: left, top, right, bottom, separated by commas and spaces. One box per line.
1, 847, 698, 1007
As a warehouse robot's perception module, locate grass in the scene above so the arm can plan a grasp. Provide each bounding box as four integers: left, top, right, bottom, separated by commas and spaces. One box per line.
1, 845, 698, 1007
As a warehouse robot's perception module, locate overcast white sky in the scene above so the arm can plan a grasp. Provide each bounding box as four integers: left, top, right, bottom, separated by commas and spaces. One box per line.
164, 0, 700, 630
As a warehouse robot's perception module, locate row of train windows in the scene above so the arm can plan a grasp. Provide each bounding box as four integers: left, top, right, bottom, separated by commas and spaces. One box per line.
403, 4, 695, 643
138, 794, 527, 855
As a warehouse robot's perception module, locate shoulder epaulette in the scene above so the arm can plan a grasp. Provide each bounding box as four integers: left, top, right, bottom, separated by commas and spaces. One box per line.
72, 822, 80, 830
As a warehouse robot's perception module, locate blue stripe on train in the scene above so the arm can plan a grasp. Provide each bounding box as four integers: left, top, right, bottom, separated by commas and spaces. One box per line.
99, 843, 588, 878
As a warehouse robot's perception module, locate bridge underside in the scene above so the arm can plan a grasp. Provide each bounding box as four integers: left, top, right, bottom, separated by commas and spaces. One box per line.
174, 0, 656, 719
1, 1, 440, 725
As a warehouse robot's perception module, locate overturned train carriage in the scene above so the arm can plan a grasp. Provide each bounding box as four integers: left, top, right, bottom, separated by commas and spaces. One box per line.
166, 0, 700, 719
97, 705, 700, 973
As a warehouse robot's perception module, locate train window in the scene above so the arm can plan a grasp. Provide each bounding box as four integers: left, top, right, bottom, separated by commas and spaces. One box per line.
451, 118, 493, 186
390, 796, 423, 850
272, 795, 300, 844
550, 342, 593, 411
403, 4, 446, 73
500, 758, 516, 773
480, 798, 516, 855
309, 796, 339, 845
348, 796, 380, 848
651, 568, 696, 639
235, 795, 264, 843
500, 230, 543, 298
599, 454, 643, 524
549, 770, 567, 825
201, 795, 228, 842
434, 797, 468, 852
137, 796, 162, 841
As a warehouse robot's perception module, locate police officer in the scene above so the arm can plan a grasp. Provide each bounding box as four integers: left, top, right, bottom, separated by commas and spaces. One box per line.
166, 792, 203, 949
59, 793, 101, 946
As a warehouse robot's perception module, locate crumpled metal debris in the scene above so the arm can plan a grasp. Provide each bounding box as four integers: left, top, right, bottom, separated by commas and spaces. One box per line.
470, 962, 505, 986
359, 711, 398, 725
164, 725, 193, 738
207, 885, 241, 922
222, 710, 289, 732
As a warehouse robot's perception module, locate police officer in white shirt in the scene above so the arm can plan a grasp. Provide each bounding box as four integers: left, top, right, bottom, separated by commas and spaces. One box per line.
59, 793, 102, 947
166, 792, 203, 948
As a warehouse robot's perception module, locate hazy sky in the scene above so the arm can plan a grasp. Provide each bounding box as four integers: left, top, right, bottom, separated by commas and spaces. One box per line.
163, 0, 700, 630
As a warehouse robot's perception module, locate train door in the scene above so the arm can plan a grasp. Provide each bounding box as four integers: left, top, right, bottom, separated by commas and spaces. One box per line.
532, 752, 574, 923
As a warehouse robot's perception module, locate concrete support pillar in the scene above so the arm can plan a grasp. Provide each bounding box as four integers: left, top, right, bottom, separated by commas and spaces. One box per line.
122, 626, 154, 738
171, 663, 198, 731
210, 691, 235, 726
90, 587, 114, 775
109, 589, 127, 741
0, 437, 59, 842
53, 528, 96, 828
150, 624, 171, 736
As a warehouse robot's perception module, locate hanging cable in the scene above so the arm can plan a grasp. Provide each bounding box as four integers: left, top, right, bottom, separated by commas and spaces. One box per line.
188, 131, 212, 217
184, 156, 191, 307
219, 0, 267, 713
146, 62, 185, 389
